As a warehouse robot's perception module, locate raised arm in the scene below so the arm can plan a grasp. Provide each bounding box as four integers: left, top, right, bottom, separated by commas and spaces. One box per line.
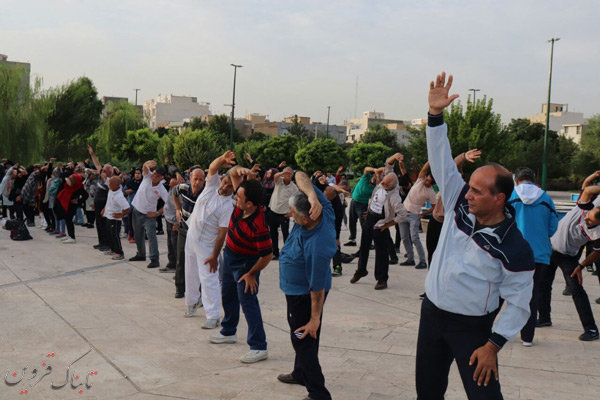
87, 145, 102, 171
579, 184, 600, 203
294, 171, 323, 221
142, 160, 157, 176
418, 161, 431, 179
208, 150, 236, 178
581, 170, 600, 190
454, 149, 482, 171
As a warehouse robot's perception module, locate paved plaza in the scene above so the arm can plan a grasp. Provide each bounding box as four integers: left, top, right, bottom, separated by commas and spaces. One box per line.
1, 221, 600, 399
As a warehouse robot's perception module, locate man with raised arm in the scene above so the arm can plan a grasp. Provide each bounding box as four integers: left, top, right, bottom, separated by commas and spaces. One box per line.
276, 170, 335, 400
183, 152, 235, 329
129, 160, 169, 268
209, 155, 273, 364
268, 166, 299, 260
417, 72, 534, 399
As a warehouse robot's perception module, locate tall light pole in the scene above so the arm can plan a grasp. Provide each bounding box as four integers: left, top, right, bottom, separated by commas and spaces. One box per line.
133, 88, 140, 106
326, 106, 331, 137
541, 38, 560, 190
469, 88, 480, 104
229, 64, 242, 150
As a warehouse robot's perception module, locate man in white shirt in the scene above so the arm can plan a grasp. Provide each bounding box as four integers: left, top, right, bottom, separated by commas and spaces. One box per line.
399, 162, 437, 269
183, 152, 235, 329
102, 176, 131, 260
129, 160, 169, 268
268, 167, 299, 260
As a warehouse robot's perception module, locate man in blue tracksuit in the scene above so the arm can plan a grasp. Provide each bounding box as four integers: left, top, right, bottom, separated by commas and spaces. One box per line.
417, 72, 535, 400
508, 167, 558, 346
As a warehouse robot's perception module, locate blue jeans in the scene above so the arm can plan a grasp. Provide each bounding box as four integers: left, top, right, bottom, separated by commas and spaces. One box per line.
399, 212, 426, 264
132, 208, 159, 261
220, 247, 267, 350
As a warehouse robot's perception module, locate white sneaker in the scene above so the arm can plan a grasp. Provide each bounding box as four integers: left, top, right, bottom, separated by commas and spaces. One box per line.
240, 349, 268, 363
202, 319, 220, 329
62, 237, 76, 244
210, 332, 237, 344
184, 300, 203, 317
522, 341, 533, 347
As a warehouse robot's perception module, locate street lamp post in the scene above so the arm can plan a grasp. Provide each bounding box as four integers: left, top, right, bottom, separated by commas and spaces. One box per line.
326, 106, 331, 137
469, 88, 480, 104
229, 64, 242, 151
541, 38, 560, 190
133, 88, 140, 106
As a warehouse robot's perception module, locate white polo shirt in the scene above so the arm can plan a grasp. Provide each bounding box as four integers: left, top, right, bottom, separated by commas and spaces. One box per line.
105, 188, 130, 221
131, 173, 168, 214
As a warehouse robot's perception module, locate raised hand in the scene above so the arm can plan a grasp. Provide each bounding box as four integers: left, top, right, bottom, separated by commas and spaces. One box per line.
465, 149, 482, 163
429, 72, 459, 114
87, 145, 95, 155
222, 150, 236, 167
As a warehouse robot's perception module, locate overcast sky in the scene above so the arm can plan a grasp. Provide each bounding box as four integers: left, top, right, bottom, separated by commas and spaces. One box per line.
2, 0, 599, 125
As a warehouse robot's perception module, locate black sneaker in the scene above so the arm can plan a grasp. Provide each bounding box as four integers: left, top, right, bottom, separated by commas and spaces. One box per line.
415, 262, 427, 269
400, 260, 415, 266
579, 330, 599, 341
332, 265, 342, 277
97, 246, 110, 252
174, 292, 184, 299
93, 244, 103, 249
129, 255, 146, 262
419, 292, 426, 299
147, 260, 160, 268
563, 286, 572, 296
156, 230, 164, 235
536, 319, 552, 328
344, 240, 357, 246
159, 267, 175, 273
272, 255, 279, 261
340, 252, 355, 264
389, 258, 399, 265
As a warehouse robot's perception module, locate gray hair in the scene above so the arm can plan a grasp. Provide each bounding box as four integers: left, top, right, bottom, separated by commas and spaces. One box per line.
289, 192, 311, 218
384, 172, 398, 189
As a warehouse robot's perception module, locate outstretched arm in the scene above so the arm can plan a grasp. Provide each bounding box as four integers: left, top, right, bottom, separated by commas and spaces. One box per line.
142, 160, 157, 176
87, 145, 102, 171
454, 149, 482, 171
208, 150, 236, 178
294, 171, 323, 221
582, 171, 600, 190
418, 161, 431, 179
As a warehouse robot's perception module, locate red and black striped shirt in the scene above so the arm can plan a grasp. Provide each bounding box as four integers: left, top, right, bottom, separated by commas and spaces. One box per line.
226, 206, 273, 257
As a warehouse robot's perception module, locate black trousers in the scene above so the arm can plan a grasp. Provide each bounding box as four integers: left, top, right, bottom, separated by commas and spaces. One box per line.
85, 210, 95, 226
166, 222, 178, 268
286, 293, 331, 400
23, 203, 35, 224
538, 251, 597, 332
65, 203, 77, 239
107, 219, 124, 255
95, 207, 110, 247
174, 224, 188, 294
14, 200, 24, 220
268, 210, 290, 257
426, 218, 444, 266
41, 202, 54, 230
520, 263, 546, 342
356, 211, 390, 282
416, 297, 503, 400
348, 200, 368, 241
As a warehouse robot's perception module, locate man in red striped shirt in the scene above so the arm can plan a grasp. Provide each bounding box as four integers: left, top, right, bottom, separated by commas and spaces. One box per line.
210, 159, 274, 364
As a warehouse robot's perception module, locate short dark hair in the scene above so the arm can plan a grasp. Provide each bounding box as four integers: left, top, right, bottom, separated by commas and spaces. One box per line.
514, 167, 535, 183
154, 167, 166, 176
239, 179, 263, 207
486, 163, 514, 203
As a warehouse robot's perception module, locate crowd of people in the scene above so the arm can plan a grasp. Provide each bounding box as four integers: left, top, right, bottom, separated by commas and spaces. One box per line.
2, 72, 600, 400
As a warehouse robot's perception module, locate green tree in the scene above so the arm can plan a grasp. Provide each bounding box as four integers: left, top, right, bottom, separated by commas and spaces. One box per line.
0, 64, 48, 164
287, 115, 312, 140
295, 138, 347, 173
157, 134, 175, 164
360, 123, 402, 152
98, 100, 144, 157
234, 140, 266, 167
347, 142, 392, 173
118, 128, 160, 164
207, 114, 243, 144
247, 131, 268, 141
45, 77, 103, 160
579, 115, 600, 158
189, 116, 207, 131
258, 135, 301, 169
173, 129, 226, 170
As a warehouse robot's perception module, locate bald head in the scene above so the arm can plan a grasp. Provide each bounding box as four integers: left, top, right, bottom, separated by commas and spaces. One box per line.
381, 172, 399, 191
102, 164, 114, 177
324, 186, 337, 201
108, 175, 121, 191
465, 163, 513, 220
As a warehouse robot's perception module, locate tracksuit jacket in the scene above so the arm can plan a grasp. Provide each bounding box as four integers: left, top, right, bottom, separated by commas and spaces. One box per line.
425, 114, 535, 348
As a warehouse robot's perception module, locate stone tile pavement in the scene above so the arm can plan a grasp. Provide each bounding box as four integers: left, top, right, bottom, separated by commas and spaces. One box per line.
1, 221, 599, 399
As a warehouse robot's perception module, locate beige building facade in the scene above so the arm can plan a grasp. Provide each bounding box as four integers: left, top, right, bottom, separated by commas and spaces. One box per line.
144, 95, 211, 130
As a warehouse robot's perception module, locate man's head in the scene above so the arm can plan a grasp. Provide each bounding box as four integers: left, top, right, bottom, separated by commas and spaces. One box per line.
323, 186, 337, 201
318, 175, 327, 186
218, 175, 234, 197
289, 192, 312, 226
102, 163, 113, 178
423, 172, 435, 187
189, 168, 206, 193
108, 176, 121, 191
381, 172, 399, 191
151, 167, 165, 186
584, 208, 600, 228
235, 179, 263, 211
465, 163, 513, 218
282, 167, 293, 185
134, 168, 142, 180
514, 167, 536, 184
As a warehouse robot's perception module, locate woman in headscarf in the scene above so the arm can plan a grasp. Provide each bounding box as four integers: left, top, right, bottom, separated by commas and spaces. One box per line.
55, 173, 88, 243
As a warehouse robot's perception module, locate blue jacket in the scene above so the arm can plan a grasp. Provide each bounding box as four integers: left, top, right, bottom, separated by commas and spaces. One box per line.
509, 183, 558, 265
426, 117, 535, 348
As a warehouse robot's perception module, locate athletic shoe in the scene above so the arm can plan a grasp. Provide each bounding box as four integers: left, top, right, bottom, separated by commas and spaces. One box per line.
344, 240, 357, 246
128, 237, 135, 244
332, 265, 342, 277
129, 255, 145, 262
240, 350, 268, 364
340, 252, 355, 263
184, 300, 203, 317
104, 250, 114, 256
522, 341, 533, 347
62, 237, 76, 244
563, 286, 572, 296
202, 319, 220, 329
579, 330, 599, 341
60, 236, 70, 241
147, 260, 160, 268
536, 319, 552, 328
111, 254, 125, 260
389, 257, 399, 265
400, 260, 415, 266
210, 333, 237, 344
56, 233, 66, 239
415, 261, 427, 269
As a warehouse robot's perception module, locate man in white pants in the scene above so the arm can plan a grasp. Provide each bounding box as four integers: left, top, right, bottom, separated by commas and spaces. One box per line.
184, 151, 235, 329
